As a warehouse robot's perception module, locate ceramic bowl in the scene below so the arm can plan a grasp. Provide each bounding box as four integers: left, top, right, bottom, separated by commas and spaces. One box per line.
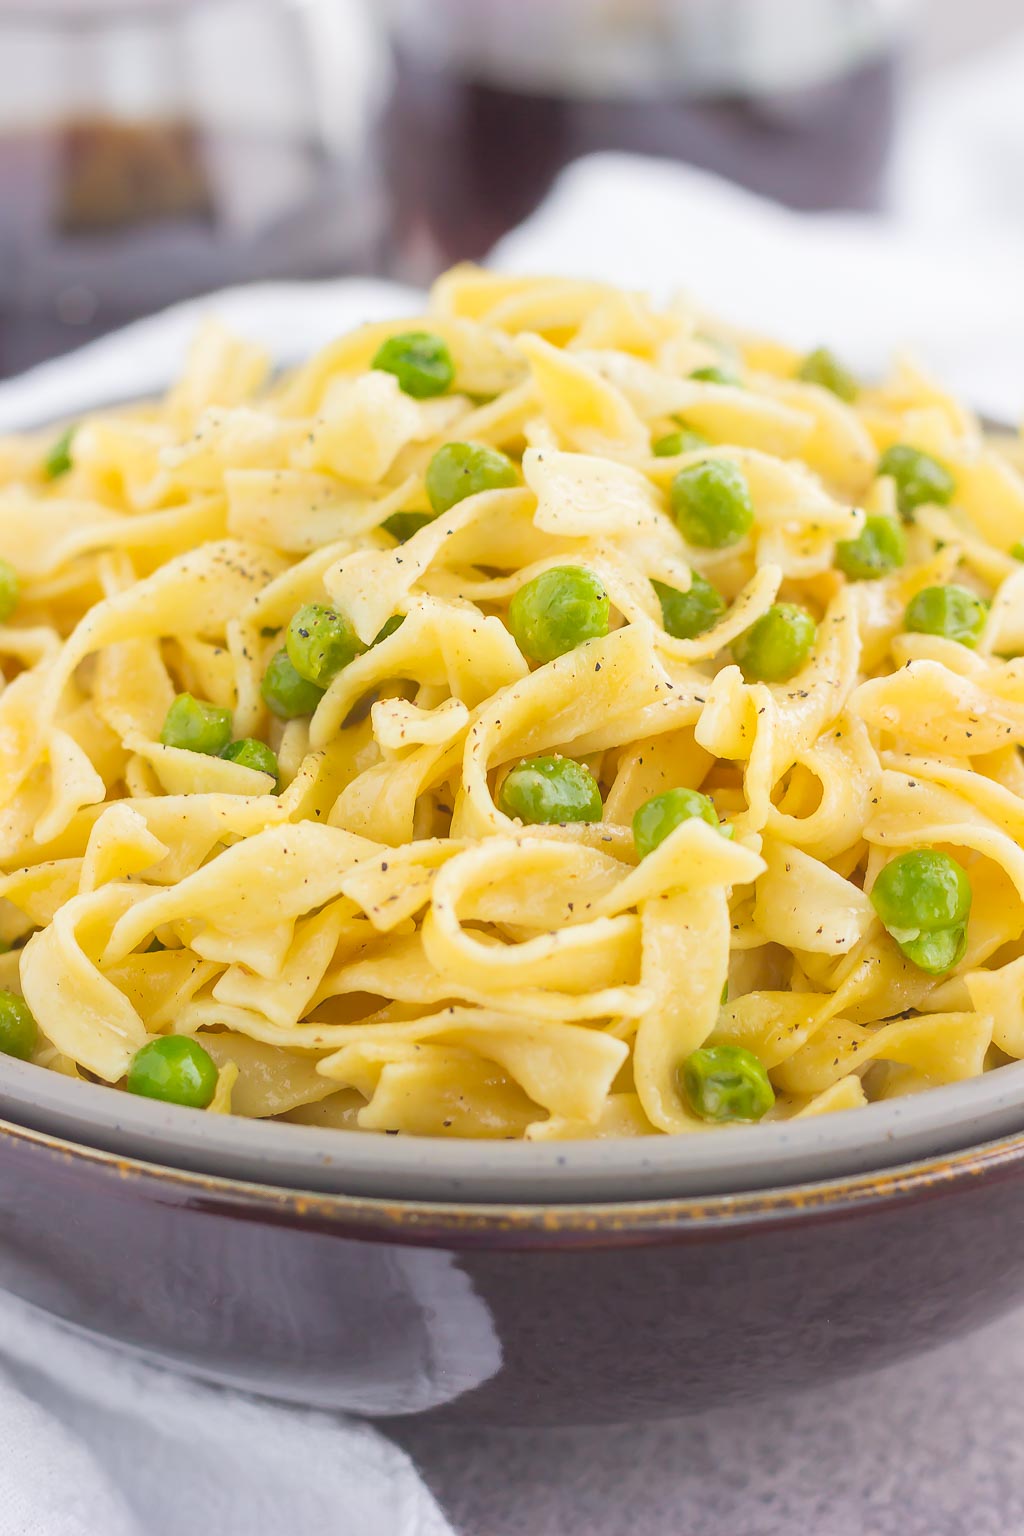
2, 1051, 1024, 1201
2, 1110, 1024, 1424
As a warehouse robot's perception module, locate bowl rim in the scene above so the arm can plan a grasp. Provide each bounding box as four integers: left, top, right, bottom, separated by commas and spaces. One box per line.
3, 1051, 1024, 1204
5, 1109, 1024, 1245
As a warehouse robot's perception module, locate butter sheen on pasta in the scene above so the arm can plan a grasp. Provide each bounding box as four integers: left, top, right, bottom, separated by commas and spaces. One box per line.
2, 267, 1024, 1138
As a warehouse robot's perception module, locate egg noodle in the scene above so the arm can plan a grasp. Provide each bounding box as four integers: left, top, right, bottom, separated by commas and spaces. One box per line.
2, 267, 1024, 1138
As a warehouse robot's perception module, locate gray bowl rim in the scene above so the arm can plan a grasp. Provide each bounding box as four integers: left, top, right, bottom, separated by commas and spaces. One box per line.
1, 1053, 1024, 1204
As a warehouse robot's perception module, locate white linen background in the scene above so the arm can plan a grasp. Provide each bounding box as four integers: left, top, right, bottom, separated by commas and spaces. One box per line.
1, 21, 1024, 1535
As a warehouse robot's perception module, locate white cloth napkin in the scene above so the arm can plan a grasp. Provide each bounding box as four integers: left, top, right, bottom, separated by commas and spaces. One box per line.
2, 49, 1024, 1529
0, 1293, 453, 1536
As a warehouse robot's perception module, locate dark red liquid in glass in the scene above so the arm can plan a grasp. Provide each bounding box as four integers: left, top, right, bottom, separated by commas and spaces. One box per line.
383, 48, 901, 280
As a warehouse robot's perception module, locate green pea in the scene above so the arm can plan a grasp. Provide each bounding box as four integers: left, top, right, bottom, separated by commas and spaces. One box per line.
690, 365, 739, 386
498, 755, 603, 825
652, 574, 725, 640
1011, 541, 1024, 562
220, 738, 279, 783
633, 788, 730, 860
670, 459, 754, 549
286, 602, 364, 687
652, 426, 708, 457
371, 330, 454, 398
425, 441, 518, 515
904, 584, 987, 649
797, 347, 858, 402
126, 1036, 219, 1109
681, 1045, 775, 1123
261, 649, 325, 720
43, 425, 75, 480
870, 848, 972, 975
0, 990, 37, 1061
877, 444, 955, 520
507, 565, 610, 663
835, 515, 906, 581
374, 614, 405, 644
732, 603, 817, 683
159, 693, 233, 756
899, 925, 968, 975
0, 559, 19, 623
872, 848, 971, 932
382, 510, 435, 543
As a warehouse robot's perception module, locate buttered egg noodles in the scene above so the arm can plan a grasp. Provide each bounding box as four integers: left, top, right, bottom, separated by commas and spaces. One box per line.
1, 268, 1024, 1138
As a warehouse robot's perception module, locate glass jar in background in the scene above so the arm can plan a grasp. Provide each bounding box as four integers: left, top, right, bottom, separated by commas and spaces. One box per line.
0, 0, 388, 378
381, 0, 917, 282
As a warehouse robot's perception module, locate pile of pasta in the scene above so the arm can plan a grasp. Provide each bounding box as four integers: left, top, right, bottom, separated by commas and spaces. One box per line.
2, 266, 1024, 1139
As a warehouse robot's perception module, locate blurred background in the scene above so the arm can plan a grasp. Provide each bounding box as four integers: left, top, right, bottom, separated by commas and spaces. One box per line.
0, 0, 1020, 380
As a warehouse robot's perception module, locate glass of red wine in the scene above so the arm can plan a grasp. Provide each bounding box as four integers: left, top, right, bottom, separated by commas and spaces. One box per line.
381, 0, 913, 282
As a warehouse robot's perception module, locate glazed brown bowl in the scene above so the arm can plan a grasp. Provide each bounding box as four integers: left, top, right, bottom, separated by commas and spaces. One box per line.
4, 346, 1024, 1425
3, 1112, 1024, 1425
